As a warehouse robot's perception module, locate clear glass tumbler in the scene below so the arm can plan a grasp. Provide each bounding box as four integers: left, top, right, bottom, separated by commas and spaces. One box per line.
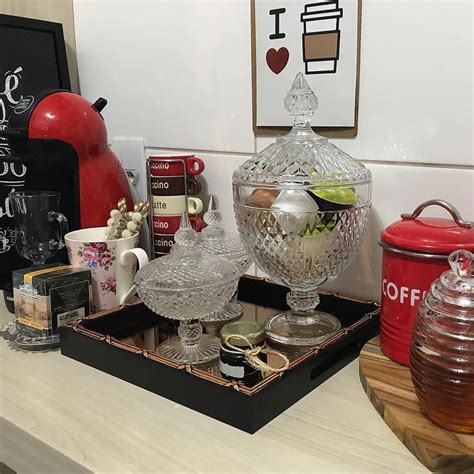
9, 191, 69, 265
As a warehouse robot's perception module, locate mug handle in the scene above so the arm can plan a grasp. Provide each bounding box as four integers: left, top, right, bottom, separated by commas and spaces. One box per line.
187, 156, 205, 175
48, 211, 69, 250
190, 216, 205, 232
187, 197, 203, 215
119, 247, 149, 305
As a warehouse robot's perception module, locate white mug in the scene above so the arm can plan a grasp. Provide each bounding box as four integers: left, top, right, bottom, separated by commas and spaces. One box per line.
152, 195, 203, 216
65, 227, 149, 312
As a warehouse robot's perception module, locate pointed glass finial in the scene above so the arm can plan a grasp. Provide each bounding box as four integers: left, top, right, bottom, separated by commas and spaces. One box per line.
449, 250, 473, 278
174, 211, 198, 248
201, 195, 225, 239
284, 72, 318, 126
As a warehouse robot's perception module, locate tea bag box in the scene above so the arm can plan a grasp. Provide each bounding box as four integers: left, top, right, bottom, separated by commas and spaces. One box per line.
13, 263, 91, 338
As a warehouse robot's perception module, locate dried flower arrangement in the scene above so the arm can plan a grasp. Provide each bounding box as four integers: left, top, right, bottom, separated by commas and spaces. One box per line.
105, 198, 150, 240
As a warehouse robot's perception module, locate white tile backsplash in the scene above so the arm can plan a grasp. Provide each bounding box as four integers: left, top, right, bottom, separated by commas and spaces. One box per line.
74, 0, 254, 154
75, 0, 474, 301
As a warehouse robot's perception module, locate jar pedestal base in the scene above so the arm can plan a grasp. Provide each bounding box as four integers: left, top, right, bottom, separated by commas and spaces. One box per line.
157, 334, 220, 364
264, 310, 341, 347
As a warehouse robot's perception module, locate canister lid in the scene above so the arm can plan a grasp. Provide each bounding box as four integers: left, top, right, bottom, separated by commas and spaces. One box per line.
380, 200, 474, 255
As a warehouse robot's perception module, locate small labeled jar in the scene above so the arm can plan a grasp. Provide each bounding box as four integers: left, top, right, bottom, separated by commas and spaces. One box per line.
220, 321, 266, 386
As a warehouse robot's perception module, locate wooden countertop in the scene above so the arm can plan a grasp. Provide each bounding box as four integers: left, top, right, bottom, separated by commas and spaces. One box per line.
0, 303, 428, 474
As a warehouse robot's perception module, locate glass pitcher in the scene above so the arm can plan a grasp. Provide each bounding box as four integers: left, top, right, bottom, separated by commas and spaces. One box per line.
410, 249, 474, 433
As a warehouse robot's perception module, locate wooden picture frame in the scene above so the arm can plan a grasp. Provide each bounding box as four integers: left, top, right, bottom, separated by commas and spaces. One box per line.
0, 13, 71, 91
251, 0, 362, 138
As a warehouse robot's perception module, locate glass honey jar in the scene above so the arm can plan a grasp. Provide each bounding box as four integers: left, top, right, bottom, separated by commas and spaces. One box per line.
410, 249, 474, 433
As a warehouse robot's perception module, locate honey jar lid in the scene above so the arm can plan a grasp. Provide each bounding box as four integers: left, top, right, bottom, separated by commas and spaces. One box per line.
220, 321, 265, 347
432, 250, 474, 308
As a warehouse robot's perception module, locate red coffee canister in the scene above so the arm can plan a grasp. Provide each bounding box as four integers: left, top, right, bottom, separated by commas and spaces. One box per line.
379, 199, 474, 366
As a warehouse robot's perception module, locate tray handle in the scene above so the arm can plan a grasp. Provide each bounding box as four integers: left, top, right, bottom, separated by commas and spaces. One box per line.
401, 199, 471, 228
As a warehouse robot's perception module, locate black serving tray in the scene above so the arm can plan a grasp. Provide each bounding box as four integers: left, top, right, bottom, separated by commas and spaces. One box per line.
60, 276, 379, 433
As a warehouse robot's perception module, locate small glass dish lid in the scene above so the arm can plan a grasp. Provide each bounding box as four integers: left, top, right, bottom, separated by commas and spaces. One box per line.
135, 214, 240, 294
233, 73, 371, 188
199, 196, 252, 274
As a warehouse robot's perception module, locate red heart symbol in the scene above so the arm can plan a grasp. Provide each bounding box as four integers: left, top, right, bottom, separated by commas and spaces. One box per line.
266, 47, 289, 74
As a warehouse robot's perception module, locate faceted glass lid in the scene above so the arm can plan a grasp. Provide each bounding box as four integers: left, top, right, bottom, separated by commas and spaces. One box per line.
233, 73, 371, 186
135, 213, 240, 292
432, 250, 474, 308
198, 196, 252, 274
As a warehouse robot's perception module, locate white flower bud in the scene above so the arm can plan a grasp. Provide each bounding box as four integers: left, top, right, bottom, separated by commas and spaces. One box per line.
132, 212, 142, 222
110, 209, 120, 218
122, 229, 132, 238
107, 218, 115, 226
127, 221, 138, 231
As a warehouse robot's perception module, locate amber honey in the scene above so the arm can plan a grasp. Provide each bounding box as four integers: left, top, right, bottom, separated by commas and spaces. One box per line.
410, 305, 474, 433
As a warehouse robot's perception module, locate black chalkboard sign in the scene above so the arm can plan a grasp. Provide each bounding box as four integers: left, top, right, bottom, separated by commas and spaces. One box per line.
0, 14, 70, 289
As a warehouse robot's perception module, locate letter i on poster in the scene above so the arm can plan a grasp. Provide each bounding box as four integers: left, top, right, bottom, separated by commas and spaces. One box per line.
253, 0, 361, 130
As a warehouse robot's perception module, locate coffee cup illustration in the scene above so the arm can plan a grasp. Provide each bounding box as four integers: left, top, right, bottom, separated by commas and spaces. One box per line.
301, 1, 343, 74
152, 195, 203, 216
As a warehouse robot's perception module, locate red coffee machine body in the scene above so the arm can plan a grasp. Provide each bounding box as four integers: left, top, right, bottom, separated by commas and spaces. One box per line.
3, 90, 133, 230
379, 200, 474, 366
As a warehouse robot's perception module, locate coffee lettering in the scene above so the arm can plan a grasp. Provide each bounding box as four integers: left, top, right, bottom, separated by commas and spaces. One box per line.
410, 288, 421, 306
154, 221, 169, 230
152, 181, 169, 190
159, 238, 172, 247
0, 188, 15, 218
153, 201, 167, 210
382, 279, 426, 307
386, 281, 398, 301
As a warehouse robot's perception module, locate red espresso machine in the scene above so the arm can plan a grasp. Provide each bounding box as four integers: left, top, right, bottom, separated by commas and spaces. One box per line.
0, 89, 133, 287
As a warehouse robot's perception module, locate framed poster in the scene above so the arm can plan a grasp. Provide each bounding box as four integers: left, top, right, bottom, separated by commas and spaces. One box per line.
252, 0, 361, 137
0, 14, 70, 288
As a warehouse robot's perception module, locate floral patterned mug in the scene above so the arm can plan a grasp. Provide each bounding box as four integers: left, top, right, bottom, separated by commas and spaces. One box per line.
65, 227, 149, 312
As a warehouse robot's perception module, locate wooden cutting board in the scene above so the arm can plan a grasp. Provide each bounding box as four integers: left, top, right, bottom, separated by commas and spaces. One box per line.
359, 337, 474, 472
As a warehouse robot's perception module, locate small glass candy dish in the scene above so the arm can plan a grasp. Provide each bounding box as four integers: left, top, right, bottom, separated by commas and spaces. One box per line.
198, 197, 253, 324
134, 213, 240, 364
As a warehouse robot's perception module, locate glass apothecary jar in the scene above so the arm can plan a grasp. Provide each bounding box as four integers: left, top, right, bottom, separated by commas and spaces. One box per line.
410, 250, 474, 433
233, 73, 372, 347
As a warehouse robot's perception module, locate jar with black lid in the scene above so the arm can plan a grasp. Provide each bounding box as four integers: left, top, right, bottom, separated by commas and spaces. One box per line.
219, 321, 266, 387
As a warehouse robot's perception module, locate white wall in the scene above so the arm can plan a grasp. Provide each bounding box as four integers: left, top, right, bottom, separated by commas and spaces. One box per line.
74, 0, 474, 301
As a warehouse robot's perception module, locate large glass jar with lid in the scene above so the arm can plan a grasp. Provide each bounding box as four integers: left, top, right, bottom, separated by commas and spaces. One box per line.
410, 249, 474, 434
233, 73, 372, 347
